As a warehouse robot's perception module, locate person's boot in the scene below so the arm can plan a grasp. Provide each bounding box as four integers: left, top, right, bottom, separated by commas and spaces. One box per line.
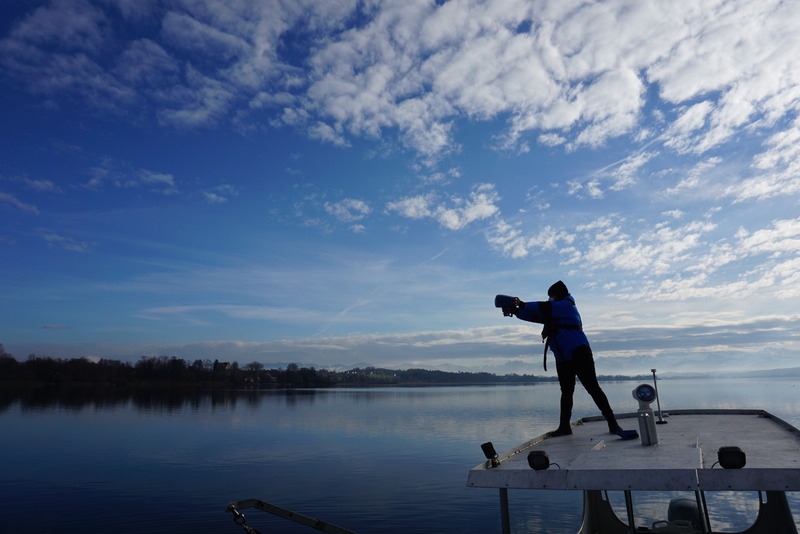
550, 425, 572, 436
604, 411, 623, 434
551, 402, 573, 436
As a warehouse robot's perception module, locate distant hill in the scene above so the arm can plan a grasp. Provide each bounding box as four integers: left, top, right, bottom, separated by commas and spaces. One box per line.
657, 367, 800, 379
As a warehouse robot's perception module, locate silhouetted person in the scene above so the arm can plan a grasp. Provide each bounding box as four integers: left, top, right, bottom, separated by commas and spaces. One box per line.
503, 281, 623, 436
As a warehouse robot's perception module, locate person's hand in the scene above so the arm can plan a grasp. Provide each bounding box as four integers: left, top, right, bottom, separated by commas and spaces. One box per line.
514, 297, 524, 310
502, 306, 517, 316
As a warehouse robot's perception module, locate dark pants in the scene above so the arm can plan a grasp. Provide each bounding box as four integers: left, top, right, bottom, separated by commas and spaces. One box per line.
555, 345, 617, 429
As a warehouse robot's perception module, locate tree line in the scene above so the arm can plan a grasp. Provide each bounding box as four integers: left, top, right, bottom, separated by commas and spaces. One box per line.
0, 352, 331, 387
0, 345, 642, 388
0, 345, 557, 387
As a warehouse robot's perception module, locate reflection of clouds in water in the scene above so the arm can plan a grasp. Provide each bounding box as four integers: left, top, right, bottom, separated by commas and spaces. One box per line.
250, 385, 564, 446
513, 489, 799, 533
605, 491, 760, 532
705, 492, 760, 532
793, 493, 800, 529
516, 491, 584, 533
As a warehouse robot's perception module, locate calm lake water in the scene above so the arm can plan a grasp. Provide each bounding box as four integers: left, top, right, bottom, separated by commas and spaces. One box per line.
1, 378, 799, 534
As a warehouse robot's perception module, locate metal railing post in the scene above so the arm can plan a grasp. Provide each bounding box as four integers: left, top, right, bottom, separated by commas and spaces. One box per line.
499, 488, 511, 534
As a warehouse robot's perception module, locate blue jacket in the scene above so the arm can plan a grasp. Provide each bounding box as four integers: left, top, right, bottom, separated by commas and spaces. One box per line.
514, 295, 589, 363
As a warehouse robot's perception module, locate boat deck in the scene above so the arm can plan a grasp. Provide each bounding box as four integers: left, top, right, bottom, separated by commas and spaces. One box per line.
468, 409, 800, 492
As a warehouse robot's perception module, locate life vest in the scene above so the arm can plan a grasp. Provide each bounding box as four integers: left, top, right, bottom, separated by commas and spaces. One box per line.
539, 299, 583, 371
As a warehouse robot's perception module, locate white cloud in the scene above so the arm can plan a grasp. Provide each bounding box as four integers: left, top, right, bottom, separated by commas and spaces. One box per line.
114, 39, 179, 86
0, 191, 39, 214
729, 117, 800, 202
736, 218, 800, 257
160, 11, 248, 62
385, 194, 433, 219
308, 121, 349, 147
9, 0, 109, 53
103, 0, 157, 21
664, 156, 722, 196
651, 1, 800, 151
139, 170, 178, 195
388, 184, 500, 231
21, 177, 61, 193
434, 183, 499, 230
662, 210, 684, 219
156, 64, 234, 128
572, 68, 645, 147
610, 151, 657, 191
2, 0, 799, 162
203, 192, 227, 204
325, 198, 372, 223
597, 219, 715, 276
0, 0, 136, 107
298, 0, 800, 160
486, 219, 527, 259
41, 232, 92, 252
81, 162, 180, 195
203, 185, 238, 204
487, 219, 569, 259
537, 133, 566, 147
483, 203, 800, 307
568, 150, 659, 198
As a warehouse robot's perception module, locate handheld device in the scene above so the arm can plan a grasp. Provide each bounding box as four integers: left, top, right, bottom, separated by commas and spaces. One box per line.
494, 294, 518, 316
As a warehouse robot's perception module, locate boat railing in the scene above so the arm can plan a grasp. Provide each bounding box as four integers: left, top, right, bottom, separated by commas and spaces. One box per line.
227, 499, 360, 534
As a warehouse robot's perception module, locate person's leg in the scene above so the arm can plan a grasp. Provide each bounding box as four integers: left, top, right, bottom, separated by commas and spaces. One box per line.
552, 360, 576, 436
573, 345, 622, 433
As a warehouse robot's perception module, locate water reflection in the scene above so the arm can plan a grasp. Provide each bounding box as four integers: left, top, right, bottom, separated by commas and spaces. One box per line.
0, 386, 315, 413
1, 379, 799, 534
604, 490, 761, 532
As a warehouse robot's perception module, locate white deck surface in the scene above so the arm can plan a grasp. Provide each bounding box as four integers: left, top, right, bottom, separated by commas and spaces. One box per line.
467, 410, 800, 491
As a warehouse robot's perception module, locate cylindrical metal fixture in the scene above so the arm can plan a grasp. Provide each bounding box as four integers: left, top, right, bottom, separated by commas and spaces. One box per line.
637, 408, 659, 446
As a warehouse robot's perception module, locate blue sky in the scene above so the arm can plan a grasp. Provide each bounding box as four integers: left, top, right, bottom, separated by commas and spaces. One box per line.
2, 0, 800, 375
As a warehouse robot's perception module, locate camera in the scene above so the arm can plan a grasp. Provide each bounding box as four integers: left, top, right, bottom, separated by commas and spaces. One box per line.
495, 294, 518, 316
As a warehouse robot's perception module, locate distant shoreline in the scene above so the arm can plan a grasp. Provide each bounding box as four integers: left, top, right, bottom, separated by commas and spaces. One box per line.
3, 352, 797, 389
0, 352, 643, 388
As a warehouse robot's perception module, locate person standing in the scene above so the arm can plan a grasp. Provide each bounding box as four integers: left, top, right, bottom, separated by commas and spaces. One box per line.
502, 281, 625, 437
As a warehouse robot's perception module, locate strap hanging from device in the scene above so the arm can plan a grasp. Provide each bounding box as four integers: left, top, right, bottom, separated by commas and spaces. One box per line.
542, 338, 549, 372
541, 320, 558, 372
540, 301, 555, 372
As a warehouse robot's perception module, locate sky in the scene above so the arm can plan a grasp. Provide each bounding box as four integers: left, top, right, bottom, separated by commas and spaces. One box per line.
2, 0, 800, 376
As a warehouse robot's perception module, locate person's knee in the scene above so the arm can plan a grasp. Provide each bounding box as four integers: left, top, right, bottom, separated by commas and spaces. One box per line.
583, 383, 604, 397
558, 374, 575, 393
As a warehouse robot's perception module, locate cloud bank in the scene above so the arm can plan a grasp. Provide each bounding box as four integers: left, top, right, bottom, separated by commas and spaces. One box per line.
2, 0, 798, 161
